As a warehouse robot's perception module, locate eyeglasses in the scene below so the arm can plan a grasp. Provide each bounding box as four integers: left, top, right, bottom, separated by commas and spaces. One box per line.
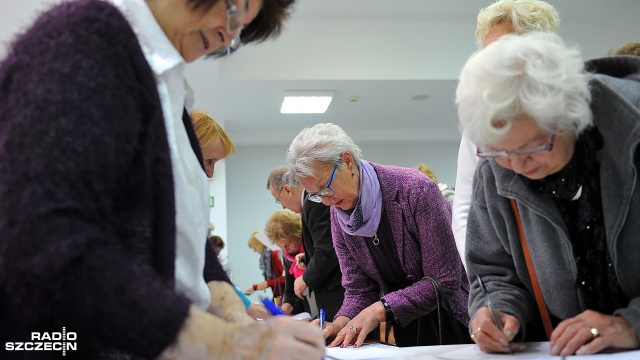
275, 186, 285, 204
211, 0, 244, 57
476, 134, 555, 159
307, 166, 338, 203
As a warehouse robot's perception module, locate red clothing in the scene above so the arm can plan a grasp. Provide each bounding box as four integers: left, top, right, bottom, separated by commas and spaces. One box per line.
266, 250, 285, 296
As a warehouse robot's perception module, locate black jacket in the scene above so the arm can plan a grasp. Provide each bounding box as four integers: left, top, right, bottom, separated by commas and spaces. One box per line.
301, 193, 345, 320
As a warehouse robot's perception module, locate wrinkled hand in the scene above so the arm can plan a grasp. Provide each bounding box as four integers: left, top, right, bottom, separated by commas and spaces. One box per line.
294, 276, 308, 299
311, 319, 341, 343
295, 254, 306, 270
550, 310, 639, 356
247, 303, 271, 320
281, 302, 294, 315
470, 307, 524, 353
207, 281, 253, 325
330, 303, 384, 348
160, 305, 325, 360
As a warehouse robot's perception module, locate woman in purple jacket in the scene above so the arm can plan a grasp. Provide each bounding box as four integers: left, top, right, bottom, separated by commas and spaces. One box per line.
286, 123, 470, 347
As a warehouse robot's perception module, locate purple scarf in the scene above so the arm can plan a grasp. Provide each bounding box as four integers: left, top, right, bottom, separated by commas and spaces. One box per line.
336, 160, 382, 237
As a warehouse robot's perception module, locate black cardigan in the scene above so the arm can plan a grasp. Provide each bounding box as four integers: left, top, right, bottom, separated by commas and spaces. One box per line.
0, 0, 226, 357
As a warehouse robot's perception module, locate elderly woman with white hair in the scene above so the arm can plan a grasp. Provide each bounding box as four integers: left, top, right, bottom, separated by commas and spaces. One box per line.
457, 32, 640, 356
286, 123, 470, 348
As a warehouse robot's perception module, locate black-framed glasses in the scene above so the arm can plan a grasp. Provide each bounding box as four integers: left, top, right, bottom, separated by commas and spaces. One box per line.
275, 186, 285, 204
307, 165, 338, 203
476, 134, 555, 159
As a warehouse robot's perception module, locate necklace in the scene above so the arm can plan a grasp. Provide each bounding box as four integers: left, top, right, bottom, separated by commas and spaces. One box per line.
372, 233, 380, 246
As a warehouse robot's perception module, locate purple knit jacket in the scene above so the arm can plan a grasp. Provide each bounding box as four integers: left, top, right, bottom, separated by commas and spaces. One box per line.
331, 163, 470, 327
0, 0, 226, 358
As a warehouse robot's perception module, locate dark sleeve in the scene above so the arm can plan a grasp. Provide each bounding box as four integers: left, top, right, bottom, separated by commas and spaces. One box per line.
0, 3, 188, 357
203, 240, 231, 283
282, 257, 296, 306
301, 200, 340, 289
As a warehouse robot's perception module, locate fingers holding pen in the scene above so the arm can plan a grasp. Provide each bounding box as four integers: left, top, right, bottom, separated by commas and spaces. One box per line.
471, 307, 521, 353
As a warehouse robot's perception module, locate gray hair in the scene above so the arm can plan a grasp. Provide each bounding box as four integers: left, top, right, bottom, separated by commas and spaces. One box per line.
476, 0, 560, 48
266, 165, 301, 189
286, 123, 362, 179
267, 166, 286, 190
456, 32, 592, 147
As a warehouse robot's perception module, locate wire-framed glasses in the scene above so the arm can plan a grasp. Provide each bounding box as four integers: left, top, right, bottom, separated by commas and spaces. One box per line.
275, 186, 285, 204
476, 134, 555, 159
211, 0, 244, 57
307, 166, 338, 203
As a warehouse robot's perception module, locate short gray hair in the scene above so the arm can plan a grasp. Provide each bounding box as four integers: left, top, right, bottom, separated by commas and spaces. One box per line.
266, 166, 287, 190
267, 165, 300, 189
286, 123, 362, 179
476, 0, 560, 48
456, 32, 592, 147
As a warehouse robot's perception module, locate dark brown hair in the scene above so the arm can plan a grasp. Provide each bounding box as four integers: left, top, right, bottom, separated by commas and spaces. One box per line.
240, 0, 296, 45
187, 0, 296, 45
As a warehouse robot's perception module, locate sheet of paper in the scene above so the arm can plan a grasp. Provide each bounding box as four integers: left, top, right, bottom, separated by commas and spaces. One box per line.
436, 342, 640, 360
254, 232, 280, 250
291, 312, 311, 321
325, 343, 416, 360
566, 349, 640, 359
436, 342, 558, 360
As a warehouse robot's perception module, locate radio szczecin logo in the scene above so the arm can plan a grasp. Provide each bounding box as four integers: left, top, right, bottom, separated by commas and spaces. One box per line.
5, 327, 77, 356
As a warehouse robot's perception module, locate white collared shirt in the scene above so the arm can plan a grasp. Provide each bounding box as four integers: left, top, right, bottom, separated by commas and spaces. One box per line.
109, 0, 211, 310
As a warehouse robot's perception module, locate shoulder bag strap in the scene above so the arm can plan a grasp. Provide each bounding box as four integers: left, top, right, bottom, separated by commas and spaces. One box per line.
509, 198, 553, 339
423, 276, 465, 344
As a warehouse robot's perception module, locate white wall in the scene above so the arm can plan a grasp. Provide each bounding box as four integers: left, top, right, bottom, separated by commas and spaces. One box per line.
225, 139, 460, 300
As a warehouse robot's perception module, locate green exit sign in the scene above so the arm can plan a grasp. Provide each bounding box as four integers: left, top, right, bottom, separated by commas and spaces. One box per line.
209, 196, 214, 208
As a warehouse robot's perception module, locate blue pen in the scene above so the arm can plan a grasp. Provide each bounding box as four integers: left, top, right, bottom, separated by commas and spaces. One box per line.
319, 308, 325, 330
261, 297, 285, 316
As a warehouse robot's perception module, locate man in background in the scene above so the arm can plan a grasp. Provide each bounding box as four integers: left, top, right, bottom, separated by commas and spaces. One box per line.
267, 166, 345, 321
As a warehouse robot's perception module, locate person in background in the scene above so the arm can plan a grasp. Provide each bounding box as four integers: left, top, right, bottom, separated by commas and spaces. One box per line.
244, 230, 285, 302
264, 210, 309, 315
416, 163, 455, 207
286, 123, 469, 348
452, 0, 560, 271
0, 0, 325, 358
209, 234, 226, 256
191, 109, 236, 178
457, 32, 640, 356
607, 42, 640, 56
267, 166, 346, 322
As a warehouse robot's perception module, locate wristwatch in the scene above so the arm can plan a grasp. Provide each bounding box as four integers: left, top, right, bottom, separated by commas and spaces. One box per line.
380, 298, 394, 322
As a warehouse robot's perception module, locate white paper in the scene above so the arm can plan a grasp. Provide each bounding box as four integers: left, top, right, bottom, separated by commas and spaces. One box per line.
436, 342, 557, 360
325, 343, 416, 360
254, 232, 280, 250
436, 342, 640, 360
566, 349, 640, 359
291, 312, 312, 321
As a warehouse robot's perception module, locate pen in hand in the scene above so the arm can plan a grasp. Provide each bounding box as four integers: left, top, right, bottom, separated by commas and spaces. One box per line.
261, 297, 285, 316
319, 308, 325, 331
477, 274, 511, 353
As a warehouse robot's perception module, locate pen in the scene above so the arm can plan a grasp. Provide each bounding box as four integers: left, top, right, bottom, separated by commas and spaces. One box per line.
319, 308, 325, 330
232, 284, 252, 309
477, 274, 511, 353
261, 297, 285, 316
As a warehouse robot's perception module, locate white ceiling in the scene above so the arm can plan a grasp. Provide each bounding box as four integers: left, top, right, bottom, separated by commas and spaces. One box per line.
3, 0, 640, 146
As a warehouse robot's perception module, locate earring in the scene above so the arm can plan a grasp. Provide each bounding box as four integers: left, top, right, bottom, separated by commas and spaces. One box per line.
351, 170, 356, 176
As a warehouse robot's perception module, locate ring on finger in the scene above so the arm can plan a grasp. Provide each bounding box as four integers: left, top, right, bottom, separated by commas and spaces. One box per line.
348, 326, 357, 333
590, 327, 600, 338
470, 327, 481, 341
